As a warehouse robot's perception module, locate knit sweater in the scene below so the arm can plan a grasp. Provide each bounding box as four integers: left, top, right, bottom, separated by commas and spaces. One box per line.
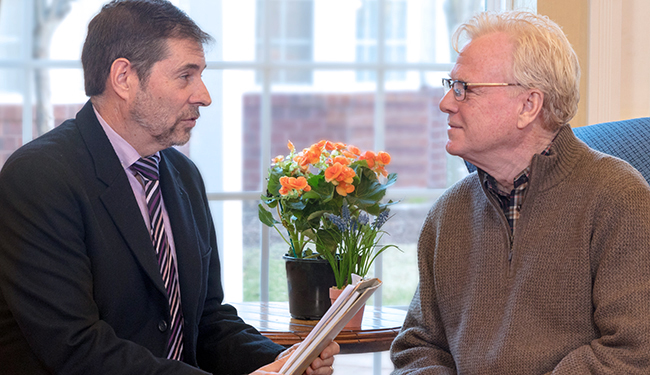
390, 125, 650, 374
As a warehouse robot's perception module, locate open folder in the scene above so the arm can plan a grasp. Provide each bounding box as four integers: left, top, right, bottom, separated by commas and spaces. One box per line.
279, 277, 382, 375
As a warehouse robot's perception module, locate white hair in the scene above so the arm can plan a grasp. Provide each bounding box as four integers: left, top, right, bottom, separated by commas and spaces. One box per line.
453, 11, 580, 131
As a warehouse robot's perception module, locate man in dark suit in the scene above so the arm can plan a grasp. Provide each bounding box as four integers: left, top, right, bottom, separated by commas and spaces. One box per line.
0, 1, 338, 374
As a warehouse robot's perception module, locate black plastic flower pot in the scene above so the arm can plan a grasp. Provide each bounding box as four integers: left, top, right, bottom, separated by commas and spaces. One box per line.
283, 255, 336, 320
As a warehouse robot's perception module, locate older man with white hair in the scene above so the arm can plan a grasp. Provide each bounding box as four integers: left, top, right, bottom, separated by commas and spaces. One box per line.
390, 11, 650, 375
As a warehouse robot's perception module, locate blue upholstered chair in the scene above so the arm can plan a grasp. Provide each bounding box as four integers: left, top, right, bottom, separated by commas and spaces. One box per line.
465, 118, 650, 184
572, 118, 650, 184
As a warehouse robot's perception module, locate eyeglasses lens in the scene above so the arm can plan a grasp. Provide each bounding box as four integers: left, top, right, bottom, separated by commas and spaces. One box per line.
442, 79, 465, 101
452, 82, 464, 100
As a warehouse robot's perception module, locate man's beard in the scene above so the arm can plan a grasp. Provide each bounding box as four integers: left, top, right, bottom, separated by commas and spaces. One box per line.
130, 89, 200, 149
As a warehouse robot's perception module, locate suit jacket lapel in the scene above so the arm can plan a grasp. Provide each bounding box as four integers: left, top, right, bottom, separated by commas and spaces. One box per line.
76, 101, 167, 296
158, 155, 201, 326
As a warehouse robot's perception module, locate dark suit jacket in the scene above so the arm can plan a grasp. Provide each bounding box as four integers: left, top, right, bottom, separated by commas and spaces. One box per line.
0, 101, 284, 374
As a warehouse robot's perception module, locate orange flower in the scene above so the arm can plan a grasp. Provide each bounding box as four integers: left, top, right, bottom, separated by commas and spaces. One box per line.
336, 181, 355, 196
324, 163, 344, 183
339, 165, 355, 183
316, 140, 336, 151
347, 145, 361, 156
376, 151, 391, 165
295, 177, 311, 191
334, 142, 347, 150
331, 155, 350, 166
324, 141, 336, 151
297, 145, 321, 167
279, 176, 311, 196
270, 140, 391, 201
325, 163, 356, 184
359, 150, 376, 168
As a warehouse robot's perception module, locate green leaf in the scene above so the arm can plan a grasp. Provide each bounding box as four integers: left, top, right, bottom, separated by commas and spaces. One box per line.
258, 204, 279, 227
266, 166, 286, 195
284, 200, 306, 211
302, 228, 317, 241
260, 194, 279, 208
308, 174, 335, 200
315, 228, 341, 252
301, 190, 320, 200
351, 171, 398, 207
306, 209, 331, 222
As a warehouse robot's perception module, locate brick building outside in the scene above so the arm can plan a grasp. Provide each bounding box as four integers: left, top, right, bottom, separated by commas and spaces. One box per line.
242, 86, 449, 191
0, 103, 83, 167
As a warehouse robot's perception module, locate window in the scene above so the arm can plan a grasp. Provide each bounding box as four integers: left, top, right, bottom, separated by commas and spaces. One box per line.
255, 0, 314, 84
0, 0, 521, 372
356, 0, 408, 82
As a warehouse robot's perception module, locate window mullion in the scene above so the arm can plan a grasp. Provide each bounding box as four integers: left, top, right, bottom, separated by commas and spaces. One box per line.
22, 0, 35, 145
372, 0, 387, 314
258, 0, 275, 304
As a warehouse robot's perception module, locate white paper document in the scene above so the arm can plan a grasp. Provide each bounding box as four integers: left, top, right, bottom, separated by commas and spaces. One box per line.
279, 277, 382, 375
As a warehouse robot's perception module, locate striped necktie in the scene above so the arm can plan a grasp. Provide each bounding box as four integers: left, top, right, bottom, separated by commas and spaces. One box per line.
130, 155, 184, 360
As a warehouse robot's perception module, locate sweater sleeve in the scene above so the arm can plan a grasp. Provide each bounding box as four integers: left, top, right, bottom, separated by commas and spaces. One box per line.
550, 178, 650, 374
390, 210, 456, 375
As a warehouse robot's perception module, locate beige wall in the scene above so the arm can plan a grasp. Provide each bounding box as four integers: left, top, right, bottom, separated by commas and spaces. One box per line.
537, 0, 589, 127
621, 1, 650, 120
537, 0, 650, 127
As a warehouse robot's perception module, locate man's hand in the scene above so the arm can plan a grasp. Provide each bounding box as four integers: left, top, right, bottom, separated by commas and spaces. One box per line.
304, 340, 339, 375
259, 340, 340, 375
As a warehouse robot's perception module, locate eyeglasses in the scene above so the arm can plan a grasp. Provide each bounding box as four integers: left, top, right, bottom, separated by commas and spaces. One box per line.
442, 78, 520, 101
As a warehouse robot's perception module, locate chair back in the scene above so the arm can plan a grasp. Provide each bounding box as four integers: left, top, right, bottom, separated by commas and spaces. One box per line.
572, 118, 650, 184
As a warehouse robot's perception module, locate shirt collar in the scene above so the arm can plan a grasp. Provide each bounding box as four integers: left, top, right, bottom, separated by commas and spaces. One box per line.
93, 105, 157, 170
485, 139, 554, 196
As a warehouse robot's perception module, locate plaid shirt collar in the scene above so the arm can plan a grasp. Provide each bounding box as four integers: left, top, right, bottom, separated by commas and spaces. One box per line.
485, 142, 554, 232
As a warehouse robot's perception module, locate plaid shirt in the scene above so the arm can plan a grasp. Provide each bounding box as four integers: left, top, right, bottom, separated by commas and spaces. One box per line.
486, 143, 553, 233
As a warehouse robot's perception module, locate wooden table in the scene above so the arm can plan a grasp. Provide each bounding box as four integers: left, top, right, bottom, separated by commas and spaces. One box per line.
230, 301, 406, 354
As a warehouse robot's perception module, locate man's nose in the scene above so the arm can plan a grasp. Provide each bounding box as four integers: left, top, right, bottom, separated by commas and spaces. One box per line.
193, 79, 212, 107
439, 89, 457, 114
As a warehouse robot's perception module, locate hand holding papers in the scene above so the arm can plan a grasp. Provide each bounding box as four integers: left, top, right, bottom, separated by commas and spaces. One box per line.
279, 277, 382, 375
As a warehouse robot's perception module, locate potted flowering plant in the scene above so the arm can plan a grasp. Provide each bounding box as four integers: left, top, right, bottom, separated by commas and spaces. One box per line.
322, 202, 400, 328
258, 140, 398, 319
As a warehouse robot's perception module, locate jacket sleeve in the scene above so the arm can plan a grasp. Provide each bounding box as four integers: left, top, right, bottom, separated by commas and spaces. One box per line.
193, 221, 285, 374
0, 150, 210, 375
389, 210, 457, 375
176, 156, 286, 374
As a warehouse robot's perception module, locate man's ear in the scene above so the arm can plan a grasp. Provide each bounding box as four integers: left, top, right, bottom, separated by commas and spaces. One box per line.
107, 58, 138, 100
517, 89, 544, 129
